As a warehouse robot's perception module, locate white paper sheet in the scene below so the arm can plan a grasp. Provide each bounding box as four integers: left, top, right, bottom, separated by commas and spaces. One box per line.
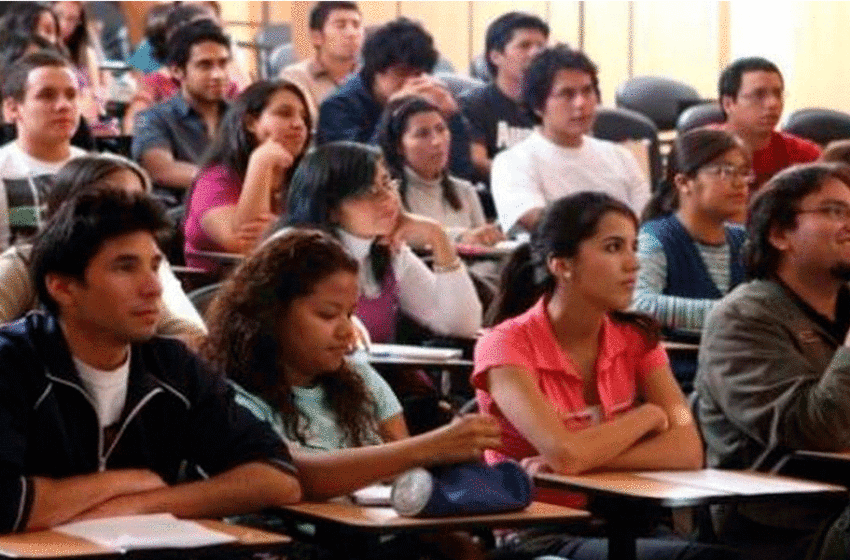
368, 344, 462, 361
56, 514, 237, 551
351, 484, 393, 506
636, 469, 838, 495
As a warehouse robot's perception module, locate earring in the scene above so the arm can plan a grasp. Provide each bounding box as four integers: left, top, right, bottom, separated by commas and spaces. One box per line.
564, 271, 572, 281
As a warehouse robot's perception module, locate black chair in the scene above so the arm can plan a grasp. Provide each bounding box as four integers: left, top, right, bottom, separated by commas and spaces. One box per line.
432, 72, 486, 100
592, 106, 662, 188
187, 282, 221, 317
676, 102, 725, 135
615, 76, 702, 131
469, 53, 491, 82
782, 108, 850, 147
254, 23, 292, 79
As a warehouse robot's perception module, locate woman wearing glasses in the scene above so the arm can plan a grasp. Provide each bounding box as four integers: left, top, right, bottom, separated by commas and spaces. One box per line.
633, 128, 752, 390
282, 141, 481, 344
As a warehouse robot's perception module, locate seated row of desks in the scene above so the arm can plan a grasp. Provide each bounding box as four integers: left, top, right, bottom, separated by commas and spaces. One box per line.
4, 467, 844, 560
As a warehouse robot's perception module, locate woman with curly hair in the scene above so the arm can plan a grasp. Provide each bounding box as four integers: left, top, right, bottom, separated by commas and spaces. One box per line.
201, 228, 500, 496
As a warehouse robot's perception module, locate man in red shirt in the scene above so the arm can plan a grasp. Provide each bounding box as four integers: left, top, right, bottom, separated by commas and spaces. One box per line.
718, 57, 820, 195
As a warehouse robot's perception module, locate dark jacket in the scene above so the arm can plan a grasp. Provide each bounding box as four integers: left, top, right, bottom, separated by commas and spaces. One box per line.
0, 312, 295, 532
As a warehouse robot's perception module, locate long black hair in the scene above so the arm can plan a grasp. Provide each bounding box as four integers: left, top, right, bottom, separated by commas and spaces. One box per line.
488, 192, 659, 345
284, 142, 392, 284
190, 80, 312, 217
377, 95, 462, 212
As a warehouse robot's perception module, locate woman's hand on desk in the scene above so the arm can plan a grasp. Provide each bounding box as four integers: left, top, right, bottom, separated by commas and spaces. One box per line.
459, 224, 505, 247
232, 213, 276, 254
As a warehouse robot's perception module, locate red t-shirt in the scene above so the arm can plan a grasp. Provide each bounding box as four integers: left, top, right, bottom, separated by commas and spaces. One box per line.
750, 130, 821, 194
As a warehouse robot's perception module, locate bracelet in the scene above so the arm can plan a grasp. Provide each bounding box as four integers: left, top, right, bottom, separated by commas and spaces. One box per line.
432, 257, 463, 273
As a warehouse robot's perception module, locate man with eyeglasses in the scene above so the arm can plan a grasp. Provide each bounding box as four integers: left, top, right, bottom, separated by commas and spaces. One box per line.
718, 57, 820, 195
490, 45, 649, 234
695, 163, 850, 560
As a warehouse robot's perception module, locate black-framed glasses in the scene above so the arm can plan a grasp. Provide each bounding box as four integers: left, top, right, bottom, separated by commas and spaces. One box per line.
796, 202, 850, 222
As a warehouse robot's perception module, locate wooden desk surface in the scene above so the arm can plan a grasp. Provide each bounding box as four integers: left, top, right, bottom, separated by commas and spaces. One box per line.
280, 500, 589, 533
535, 469, 847, 508
0, 520, 289, 559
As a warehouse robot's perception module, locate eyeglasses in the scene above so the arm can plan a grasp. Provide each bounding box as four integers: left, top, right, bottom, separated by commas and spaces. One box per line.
737, 88, 784, 105
699, 163, 755, 183
796, 203, 850, 223
354, 177, 399, 201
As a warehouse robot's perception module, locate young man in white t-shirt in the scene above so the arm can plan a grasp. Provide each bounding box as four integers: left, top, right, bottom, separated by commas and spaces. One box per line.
0, 51, 86, 247
0, 189, 301, 532
491, 45, 649, 233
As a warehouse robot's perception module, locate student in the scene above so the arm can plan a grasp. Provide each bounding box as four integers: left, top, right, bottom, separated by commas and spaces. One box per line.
317, 17, 475, 181
717, 57, 820, 194
632, 128, 751, 389
280, 1, 363, 121
131, 19, 231, 193
0, 2, 59, 47
491, 45, 649, 234
284, 141, 482, 344
0, 50, 86, 248
52, 1, 105, 126
184, 80, 311, 273
474, 192, 721, 560
460, 11, 548, 178
0, 188, 300, 532
203, 227, 501, 558
377, 95, 502, 246
0, 154, 205, 339
695, 163, 850, 560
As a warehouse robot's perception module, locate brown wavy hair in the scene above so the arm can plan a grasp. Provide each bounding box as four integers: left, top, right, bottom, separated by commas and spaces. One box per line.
201, 228, 378, 447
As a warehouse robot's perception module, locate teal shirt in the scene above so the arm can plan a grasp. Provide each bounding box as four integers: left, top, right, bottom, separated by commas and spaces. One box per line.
233, 353, 402, 451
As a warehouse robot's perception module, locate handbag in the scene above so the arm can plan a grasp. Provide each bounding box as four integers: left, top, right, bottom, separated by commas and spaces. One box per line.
391, 461, 534, 517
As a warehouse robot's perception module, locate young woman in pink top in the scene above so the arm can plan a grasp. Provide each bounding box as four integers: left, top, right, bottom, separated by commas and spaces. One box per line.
473, 192, 717, 559
184, 80, 311, 273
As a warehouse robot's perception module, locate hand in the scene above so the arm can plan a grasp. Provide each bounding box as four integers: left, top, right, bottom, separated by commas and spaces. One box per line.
422, 413, 502, 465
248, 137, 295, 173
389, 76, 459, 116
639, 403, 670, 434
381, 211, 445, 253
232, 212, 276, 254
459, 223, 506, 247
520, 455, 553, 476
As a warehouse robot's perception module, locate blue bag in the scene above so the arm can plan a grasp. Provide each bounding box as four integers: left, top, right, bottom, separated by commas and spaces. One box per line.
391, 461, 534, 517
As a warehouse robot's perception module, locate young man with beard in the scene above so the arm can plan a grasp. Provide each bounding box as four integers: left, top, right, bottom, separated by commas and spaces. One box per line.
718, 57, 820, 195
695, 163, 850, 559
132, 20, 231, 194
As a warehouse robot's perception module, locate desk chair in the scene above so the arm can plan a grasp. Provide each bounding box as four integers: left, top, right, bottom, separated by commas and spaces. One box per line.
433, 72, 485, 99
187, 281, 222, 317
615, 76, 702, 132
592, 106, 662, 189
676, 103, 725, 136
469, 53, 492, 82
782, 107, 850, 147
267, 43, 299, 79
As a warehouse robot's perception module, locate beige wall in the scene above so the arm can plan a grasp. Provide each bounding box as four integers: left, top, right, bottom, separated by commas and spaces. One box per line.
120, 1, 850, 116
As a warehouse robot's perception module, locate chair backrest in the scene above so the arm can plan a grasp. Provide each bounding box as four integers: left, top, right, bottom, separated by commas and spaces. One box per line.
433, 72, 486, 100
433, 56, 456, 75
469, 53, 492, 82
615, 76, 702, 131
187, 281, 222, 317
676, 102, 725, 135
255, 23, 292, 50
782, 108, 850, 147
592, 106, 662, 188
267, 43, 299, 79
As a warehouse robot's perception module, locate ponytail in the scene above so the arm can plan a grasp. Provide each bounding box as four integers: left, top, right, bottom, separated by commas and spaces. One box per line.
486, 242, 554, 326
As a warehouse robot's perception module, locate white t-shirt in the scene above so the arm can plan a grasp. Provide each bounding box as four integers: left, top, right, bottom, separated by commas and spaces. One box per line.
491, 130, 650, 233
0, 141, 86, 248
73, 353, 130, 429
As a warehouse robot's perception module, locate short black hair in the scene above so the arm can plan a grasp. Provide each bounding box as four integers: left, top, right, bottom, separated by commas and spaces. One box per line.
309, 1, 359, 31
718, 56, 782, 110
359, 18, 437, 90
166, 19, 230, 69
522, 44, 599, 122
1, 50, 73, 102
31, 190, 171, 316
485, 12, 549, 76
745, 163, 850, 279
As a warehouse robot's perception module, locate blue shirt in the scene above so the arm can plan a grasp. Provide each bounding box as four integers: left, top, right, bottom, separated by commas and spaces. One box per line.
131, 94, 228, 166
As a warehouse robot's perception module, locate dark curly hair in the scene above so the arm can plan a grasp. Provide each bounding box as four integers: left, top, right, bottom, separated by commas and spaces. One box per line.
202, 228, 379, 447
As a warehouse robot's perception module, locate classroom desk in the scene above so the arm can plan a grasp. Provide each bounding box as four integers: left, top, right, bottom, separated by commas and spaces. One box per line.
535, 469, 847, 560
0, 519, 290, 559
278, 500, 589, 559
